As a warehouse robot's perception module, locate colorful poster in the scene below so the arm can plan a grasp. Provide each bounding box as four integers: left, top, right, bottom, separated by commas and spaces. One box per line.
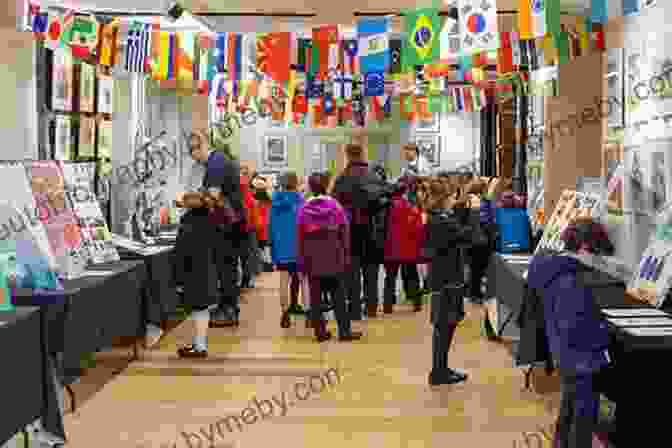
61, 162, 119, 264
628, 239, 672, 308
25, 161, 87, 279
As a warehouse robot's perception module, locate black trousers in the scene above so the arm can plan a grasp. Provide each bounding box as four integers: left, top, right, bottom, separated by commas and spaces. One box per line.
308, 275, 351, 336
468, 244, 491, 299
178, 215, 220, 310
383, 262, 420, 305
214, 225, 243, 313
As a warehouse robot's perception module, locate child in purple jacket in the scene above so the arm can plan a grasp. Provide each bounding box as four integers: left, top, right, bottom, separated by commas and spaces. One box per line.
297, 173, 362, 343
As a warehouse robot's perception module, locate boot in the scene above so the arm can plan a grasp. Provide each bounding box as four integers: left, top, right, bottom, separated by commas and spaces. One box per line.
367, 303, 378, 318
314, 320, 332, 343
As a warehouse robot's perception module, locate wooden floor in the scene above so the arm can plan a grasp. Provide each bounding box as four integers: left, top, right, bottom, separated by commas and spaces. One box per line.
62, 272, 562, 448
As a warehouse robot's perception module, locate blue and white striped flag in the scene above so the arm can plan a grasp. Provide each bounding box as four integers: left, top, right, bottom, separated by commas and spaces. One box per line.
124, 21, 151, 73
357, 16, 390, 74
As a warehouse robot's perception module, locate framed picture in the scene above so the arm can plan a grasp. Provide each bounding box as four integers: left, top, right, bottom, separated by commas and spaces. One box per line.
414, 134, 441, 167
414, 112, 440, 132
51, 48, 73, 111
263, 134, 288, 169
605, 48, 623, 129
79, 62, 95, 113
97, 75, 114, 114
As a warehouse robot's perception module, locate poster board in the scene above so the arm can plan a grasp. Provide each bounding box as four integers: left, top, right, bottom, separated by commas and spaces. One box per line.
535, 190, 602, 253
61, 162, 119, 264
627, 238, 672, 308
25, 161, 88, 279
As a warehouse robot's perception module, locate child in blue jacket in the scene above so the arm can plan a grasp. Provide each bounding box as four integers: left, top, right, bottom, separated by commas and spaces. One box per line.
269, 171, 304, 328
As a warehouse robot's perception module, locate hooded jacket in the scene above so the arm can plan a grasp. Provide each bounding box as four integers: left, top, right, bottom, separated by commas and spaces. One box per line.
331, 161, 371, 226
527, 254, 611, 375
384, 194, 425, 263
240, 176, 258, 233
269, 191, 304, 265
296, 196, 350, 277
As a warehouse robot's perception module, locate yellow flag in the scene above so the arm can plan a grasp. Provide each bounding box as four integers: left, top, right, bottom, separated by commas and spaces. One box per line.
284, 70, 297, 122
518, 0, 533, 40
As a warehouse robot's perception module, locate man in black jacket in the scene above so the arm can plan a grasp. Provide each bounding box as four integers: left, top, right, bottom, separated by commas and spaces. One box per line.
176, 134, 244, 357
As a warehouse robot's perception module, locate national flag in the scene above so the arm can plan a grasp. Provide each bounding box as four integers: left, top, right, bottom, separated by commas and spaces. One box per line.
176, 32, 195, 81
297, 38, 311, 73
364, 72, 385, 97
590, 0, 608, 24
497, 32, 513, 74
576, 17, 590, 51
256, 32, 291, 83
542, 33, 557, 65
97, 18, 119, 66
404, 7, 440, 68
196, 33, 216, 94
227, 34, 243, 96
124, 22, 151, 73
45, 13, 63, 50
463, 86, 474, 112
166, 33, 177, 79
334, 72, 354, 101
623, 0, 640, 16
546, 0, 561, 36
591, 23, 606, 51
357, 17, 390, 74
342, 40, 359, 75
32, 12, 48, 37
312, 26, 339, 79
306, 75, 324, 99
440, 13, 461, 60
151, 31, 170, 80
459, 0, 499, 53
215, 33, 227, 73
58, 10, 75, 49
69, 16, 98, 60
389, 39, 402, 75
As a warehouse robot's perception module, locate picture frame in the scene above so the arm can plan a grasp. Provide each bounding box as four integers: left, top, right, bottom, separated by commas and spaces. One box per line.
263, 134, 289, 169
414, 134, 441, 167
414, 112, 440, 133
97, 74, 114, 114
79, 62, 95, 113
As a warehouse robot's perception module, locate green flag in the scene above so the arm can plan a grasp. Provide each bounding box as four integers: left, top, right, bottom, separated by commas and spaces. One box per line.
403, 7, 440, 70
554, 32, 569, 65
546, 0, 561, 36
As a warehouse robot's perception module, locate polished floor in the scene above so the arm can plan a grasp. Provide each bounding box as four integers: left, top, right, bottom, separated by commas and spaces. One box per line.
62, 272, 562, 448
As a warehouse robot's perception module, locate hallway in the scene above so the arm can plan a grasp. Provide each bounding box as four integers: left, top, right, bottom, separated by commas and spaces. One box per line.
62, 272, 560, 448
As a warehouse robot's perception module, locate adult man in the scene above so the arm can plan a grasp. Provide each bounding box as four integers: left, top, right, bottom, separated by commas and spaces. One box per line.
332, 144, 387, 319
175, 133, 244, 357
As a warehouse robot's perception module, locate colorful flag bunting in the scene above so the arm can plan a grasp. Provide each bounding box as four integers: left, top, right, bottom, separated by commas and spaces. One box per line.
45, 13, 63, 50
590, 0, 608, 24
97, 18, 119, 67
440, 13, 461, 60
357, 17, 390, 74
623, 0, 640, 16
459, 0, 499, 53
404, 7, 441, 68
312, 26, 338, 79
124, 22, 151, 73
227, 34, 243, 94
546, 0, 561, 36
497, 32, 514, 74
342, 40, 359, 75
196, 33, 216, 94
297, 38, 311, 73
389, 39, 402, 75
256, 32, 291, 83
364, 72, 385, 97
69, 16, 98, 59
176, 32, 195, 81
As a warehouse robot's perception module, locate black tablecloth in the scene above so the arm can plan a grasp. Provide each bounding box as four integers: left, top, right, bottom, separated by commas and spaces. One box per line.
119, 246, 180, 326
0, 308, 47, 445
13, 260, 147, 384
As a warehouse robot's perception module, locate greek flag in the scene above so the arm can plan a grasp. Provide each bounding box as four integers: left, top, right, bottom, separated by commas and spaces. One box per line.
124, 22, 151, 73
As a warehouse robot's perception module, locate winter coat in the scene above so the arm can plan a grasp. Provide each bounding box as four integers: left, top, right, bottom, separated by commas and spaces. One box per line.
297, 195, 350, 277
384, 195, 425, 264
269, 191, 303, 265
331, 161, 372, 226
526, 255, 611, 375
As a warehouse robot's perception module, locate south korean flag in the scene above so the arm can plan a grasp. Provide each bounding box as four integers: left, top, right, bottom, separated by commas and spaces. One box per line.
459, 0, 499, 53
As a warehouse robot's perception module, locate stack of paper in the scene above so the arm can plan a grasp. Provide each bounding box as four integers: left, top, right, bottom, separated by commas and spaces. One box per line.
607, 317, 672, 327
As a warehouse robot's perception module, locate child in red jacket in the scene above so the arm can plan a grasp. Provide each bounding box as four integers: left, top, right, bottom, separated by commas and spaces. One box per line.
383, 181, 425, 313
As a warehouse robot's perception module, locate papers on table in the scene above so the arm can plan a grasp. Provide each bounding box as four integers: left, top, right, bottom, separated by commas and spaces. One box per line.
81, 270, 117, 277
602, 308, 670, 317
607, 317, 672, 327
624, 327, 672, 337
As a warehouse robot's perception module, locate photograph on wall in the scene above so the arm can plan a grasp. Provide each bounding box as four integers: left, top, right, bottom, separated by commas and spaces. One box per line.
79, 62, 95, 113
98, 120, 113, 160
263, 134, 289, 169
53, 116, 73, 160
628, 238, 672, 308
605, 48, 623, 129
51, 48, 73, 112
414, 134, 441, 167
414, 112, 440, 133
78, 116, 96, 158
97, 74, 114, 114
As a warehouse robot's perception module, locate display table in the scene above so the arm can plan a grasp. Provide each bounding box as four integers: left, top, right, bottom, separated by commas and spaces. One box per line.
12, 260, 147, 411
0, 308, 44, 446
118, 245, 180, 328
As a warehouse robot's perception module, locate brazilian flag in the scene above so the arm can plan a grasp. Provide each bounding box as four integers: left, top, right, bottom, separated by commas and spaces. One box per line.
403, 7, 440, 71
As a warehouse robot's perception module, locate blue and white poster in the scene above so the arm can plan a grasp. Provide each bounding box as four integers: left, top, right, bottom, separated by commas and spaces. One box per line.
357, 17, 390, 74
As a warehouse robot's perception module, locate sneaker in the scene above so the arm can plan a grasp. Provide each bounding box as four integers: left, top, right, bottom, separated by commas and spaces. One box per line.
177, 345, 208, 358
316, 331, 332, 343
210, 308, 239, 328
428, 368, 468, 386
339, 331, 363, 342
